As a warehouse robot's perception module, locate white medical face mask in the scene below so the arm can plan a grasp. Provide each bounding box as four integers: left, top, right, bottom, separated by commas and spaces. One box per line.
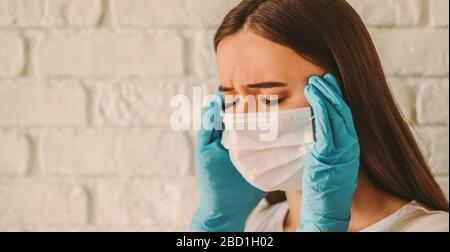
221, 107, 315, 192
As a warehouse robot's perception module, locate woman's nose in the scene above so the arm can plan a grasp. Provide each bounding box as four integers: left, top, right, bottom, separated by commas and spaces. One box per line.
233, 84, 259, 113
235, 95, 259, 114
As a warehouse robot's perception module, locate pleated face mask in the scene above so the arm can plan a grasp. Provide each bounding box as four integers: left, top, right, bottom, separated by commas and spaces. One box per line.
221, 107, 315, 192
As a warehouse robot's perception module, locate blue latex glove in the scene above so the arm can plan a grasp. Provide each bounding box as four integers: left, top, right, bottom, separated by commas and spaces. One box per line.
297, 73, 360, 232
190, 92, 267, 232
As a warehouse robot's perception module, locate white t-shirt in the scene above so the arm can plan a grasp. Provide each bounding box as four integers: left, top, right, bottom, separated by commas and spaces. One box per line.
245, 200, 449, 232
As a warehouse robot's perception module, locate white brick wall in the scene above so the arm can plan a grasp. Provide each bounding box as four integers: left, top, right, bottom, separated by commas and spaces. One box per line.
0, 0, 448, 231
0, 33, 24, 76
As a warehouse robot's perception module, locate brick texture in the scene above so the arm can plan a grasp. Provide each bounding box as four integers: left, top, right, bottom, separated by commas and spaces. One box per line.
0, 0, 448, 231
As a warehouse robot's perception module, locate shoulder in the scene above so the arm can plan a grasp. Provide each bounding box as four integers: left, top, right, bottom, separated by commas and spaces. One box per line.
245, 199, 289, 232
401, 211, 449, 232
394, 202, 449, 232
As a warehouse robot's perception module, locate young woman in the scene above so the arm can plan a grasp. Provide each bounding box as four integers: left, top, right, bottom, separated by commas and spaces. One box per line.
190, 0, 449, 232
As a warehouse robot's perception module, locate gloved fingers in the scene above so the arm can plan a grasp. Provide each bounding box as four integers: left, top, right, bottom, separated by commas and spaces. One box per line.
308, 76, 342, 116
323, 96, 356, 151
197, 112, 217, 147
308, 83, 358, 153
308, 75, 348, 115
307, 85, 355, 156
304, 84, 335, 155
308, 75, 357, 137
323, 73, 343, 97
198, 93, 224, 146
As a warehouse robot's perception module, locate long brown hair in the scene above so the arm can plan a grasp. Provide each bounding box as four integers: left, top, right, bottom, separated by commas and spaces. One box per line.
214, 0, 449, 211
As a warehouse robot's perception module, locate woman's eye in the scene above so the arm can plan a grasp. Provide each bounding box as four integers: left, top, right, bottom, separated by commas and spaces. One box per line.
259, 97, 285, 106
224, 98, 240, 109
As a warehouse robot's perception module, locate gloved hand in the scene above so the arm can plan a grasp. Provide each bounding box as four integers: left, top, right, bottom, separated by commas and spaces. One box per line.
297, 73, 360, 232
190, 92, 267, 232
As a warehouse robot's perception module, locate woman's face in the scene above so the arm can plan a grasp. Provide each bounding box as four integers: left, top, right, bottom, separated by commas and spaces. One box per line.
217, 29, 325, 113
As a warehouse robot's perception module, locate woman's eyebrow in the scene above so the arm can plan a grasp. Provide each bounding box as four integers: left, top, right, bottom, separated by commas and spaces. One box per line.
247, 82, 288, 89
219, 82, 287, 91
219, 85, 234, 92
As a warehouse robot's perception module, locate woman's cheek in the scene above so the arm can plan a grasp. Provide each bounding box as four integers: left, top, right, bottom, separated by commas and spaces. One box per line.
283, 92, 310, 109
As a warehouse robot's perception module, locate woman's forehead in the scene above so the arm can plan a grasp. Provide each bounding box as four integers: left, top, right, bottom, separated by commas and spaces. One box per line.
216, 31, 306, 86
216, 30, 323, 87
217, 30, 301, 67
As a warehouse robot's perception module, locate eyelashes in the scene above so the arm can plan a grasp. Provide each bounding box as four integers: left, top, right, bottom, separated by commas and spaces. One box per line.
224, 97, 240, 109
224, 96, 287, 109
260, 96, 286, 106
